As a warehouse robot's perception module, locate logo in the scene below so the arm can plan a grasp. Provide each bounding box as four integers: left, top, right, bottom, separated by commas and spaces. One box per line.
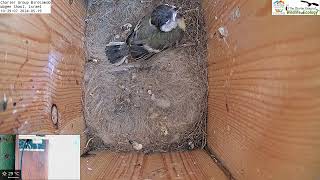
273, 0, 320, 15
301, 0, 319, 7
273, 0, 286, 14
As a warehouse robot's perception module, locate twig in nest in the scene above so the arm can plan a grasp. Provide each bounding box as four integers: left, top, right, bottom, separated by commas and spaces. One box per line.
184, 8, 199, 13
85, 137, 94, 149
81, 137, 96, 158
178, 43, 197, 48
81, 151, 96, 158
109, 63, 141, 72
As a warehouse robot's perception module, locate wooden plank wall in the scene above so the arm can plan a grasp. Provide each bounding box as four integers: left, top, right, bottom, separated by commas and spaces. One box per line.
203, 0, 320, 179
0, 1, 87, 148
81, 150, 227, 180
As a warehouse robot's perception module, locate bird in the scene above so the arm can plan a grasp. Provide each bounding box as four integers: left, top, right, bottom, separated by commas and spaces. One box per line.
105, 4, 186, 65
301, 0, 319, 7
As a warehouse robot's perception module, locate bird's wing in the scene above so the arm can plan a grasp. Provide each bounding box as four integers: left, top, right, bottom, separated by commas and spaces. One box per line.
131, 18, 184, 51
126, 17, 143, 44
148, 27, 184, 51
127, 15, 158, 46
126, 15, 184, 58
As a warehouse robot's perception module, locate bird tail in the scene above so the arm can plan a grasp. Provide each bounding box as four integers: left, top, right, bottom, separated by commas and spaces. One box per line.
105, 42, 130, 65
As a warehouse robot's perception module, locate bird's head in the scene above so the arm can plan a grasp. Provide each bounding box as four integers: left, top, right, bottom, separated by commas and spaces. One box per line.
150, 4, 186, 32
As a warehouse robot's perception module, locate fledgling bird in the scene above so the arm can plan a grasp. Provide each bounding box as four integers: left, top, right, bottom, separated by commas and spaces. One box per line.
105, 4, 186, 65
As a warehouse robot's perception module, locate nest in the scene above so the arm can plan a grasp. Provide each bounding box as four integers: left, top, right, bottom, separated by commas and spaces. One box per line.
84, 0, 208, 153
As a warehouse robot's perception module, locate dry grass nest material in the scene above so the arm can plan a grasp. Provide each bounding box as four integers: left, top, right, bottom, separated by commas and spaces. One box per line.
84, 0, 208, 153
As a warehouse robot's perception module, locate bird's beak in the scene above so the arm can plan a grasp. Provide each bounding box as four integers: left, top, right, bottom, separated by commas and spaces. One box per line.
176, 12, 183, 19
173, 7, 182, 12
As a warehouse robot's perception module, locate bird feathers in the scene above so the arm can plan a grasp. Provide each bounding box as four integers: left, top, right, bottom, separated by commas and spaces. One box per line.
105, 4, 185, 64
105, 42, 129, 65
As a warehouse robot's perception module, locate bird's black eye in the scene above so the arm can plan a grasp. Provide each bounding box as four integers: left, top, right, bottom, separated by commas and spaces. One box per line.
166, 14, 172, 20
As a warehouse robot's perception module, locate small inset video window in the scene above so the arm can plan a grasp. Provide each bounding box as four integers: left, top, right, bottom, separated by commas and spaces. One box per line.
0, 135, 80, 180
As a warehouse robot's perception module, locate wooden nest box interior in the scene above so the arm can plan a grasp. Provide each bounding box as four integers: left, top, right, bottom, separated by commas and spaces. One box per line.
0, 0, 319, 179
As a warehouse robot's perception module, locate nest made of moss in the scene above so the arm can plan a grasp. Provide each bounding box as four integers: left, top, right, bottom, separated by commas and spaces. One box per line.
83, 0, 208, 153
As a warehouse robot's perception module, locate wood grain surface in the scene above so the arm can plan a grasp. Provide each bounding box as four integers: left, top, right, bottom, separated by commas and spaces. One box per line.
81, 150, 227, 180
0, 0, 87, 144
203, 0, 320, 179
